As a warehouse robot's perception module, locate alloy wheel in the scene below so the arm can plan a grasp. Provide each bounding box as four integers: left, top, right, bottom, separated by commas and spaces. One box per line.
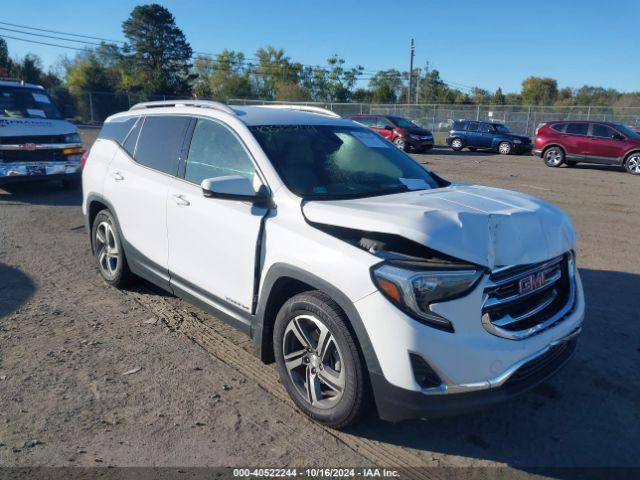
393, 138, 406, 150
282, 314, 346, 409
451, 139, 462, 149
499, 142, 512, 155
95, 221, 120, 279
626, 154, 640, 174
545, 148, 563, 166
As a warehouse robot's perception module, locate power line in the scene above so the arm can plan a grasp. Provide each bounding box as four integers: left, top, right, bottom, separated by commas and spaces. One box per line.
1, 22, 480, 92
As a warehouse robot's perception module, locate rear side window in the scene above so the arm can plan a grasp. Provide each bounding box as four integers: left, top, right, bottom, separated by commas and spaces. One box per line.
122, 117, 142, 155
452, 121, 466, 131
551, 123, 566, 133
467, 122, 479, 132
134, 116, 190, 175
98, 117, 137, 143
480, 123, 494, 133
565, 123, 589, 135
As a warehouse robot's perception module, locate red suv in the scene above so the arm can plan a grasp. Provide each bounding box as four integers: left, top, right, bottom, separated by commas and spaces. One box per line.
345, 114, 434, 152
534, 121, 640, 175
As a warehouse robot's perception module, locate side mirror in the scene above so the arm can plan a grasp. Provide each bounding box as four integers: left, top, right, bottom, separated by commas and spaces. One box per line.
612, 133, 625, 141
201, 175, 272, 207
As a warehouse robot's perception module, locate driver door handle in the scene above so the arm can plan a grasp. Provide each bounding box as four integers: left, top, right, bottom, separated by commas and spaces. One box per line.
172, 194, 190, 206
111, 170, 124, 181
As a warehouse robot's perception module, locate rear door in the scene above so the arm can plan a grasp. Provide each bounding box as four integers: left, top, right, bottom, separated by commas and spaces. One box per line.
166, 117, 268, 325
465, 121, 481, 147
102, 115, 190, 290
586, 123, 626, 164
558, 123, 589, 160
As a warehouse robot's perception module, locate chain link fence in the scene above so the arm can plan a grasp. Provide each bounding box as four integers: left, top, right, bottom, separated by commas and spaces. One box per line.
230, 99, 640, 139
68, 92, 640, 140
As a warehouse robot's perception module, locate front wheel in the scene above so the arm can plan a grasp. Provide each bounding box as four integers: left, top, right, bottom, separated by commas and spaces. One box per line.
498, 142, 512, 155
274, 291, 368, 429
393, 138, 407, 151
624, 153, 640, 175
450, 138, 464, 151
543, 147, 565, 167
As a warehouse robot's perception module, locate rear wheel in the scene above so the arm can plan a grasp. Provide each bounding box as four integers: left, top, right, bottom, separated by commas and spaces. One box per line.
498, 142, 512, 155
274, 291, 368, 429
91, 210, 132, 288
393, 138, 407, 151
543, 146, 565, 167
624, 153, 640, 175
450, 138, 463, 151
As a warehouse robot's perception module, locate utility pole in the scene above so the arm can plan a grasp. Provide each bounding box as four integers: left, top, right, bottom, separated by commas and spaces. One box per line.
407, 38, 414, 104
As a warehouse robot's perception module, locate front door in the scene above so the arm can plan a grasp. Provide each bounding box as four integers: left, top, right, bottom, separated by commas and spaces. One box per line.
587, 123, 626, 164
479, 123, 496, 148
167, 117, 268, 325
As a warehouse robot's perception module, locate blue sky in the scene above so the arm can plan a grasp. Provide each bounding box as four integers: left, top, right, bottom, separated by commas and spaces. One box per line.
2, 0, 638, 93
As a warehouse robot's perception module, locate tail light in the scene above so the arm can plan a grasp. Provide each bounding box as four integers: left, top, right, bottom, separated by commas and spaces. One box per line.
534, 123, 546, 136
80, 149, 90, 170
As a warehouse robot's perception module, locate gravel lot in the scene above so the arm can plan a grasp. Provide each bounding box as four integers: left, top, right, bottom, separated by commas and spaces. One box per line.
0, 142, 638, 477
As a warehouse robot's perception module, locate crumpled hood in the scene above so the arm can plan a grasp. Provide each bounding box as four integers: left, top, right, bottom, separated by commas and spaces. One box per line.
0, 117, 78, 136
303, 185, 576, 269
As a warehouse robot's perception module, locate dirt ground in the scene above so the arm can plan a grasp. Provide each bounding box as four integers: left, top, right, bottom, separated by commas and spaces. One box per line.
0, 141, 639, 478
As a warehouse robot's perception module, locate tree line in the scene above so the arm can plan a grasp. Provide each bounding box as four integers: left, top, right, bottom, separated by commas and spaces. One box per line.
1, 3, 639, 121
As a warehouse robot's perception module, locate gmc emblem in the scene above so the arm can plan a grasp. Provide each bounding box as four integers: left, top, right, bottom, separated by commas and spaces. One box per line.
518, 271, 549, 294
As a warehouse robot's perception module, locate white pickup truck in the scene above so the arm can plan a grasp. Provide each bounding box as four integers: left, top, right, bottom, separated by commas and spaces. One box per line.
0, 79, 84, 188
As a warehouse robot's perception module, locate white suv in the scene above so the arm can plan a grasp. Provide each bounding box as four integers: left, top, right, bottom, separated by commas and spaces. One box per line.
82, 101, 584, 428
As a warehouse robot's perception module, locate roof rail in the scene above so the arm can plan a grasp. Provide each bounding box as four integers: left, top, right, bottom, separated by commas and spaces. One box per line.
129, 100, 236, 115
255, 104, 341, 118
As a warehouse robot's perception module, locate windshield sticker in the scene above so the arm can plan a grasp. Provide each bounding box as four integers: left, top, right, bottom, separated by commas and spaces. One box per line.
26, 109, 46, 118
32, 93, 51, 104
351, 130, 390, 148
399, 178, 429, 190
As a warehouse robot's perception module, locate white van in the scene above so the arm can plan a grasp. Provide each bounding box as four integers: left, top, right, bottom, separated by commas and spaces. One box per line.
82, 101, 584, 428
0, 79, 84, 188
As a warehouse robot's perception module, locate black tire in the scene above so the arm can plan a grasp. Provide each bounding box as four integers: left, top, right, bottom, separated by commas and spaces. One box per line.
624, 152, 640, 175
565, 161, 578, 167
543, 146, 565, 167
468, 147, 477, 152
498, 142, 512, 155
273, 290, 368, 429
393, 137, 408, 152
91, 209, 133, 288
450, 138, 464, 151
62, 177, 82, 190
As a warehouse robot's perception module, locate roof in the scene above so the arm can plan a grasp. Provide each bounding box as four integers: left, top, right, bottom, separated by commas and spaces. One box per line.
231, 106, 353, 126
116, 101, 356, 127
0, 79, 45, 90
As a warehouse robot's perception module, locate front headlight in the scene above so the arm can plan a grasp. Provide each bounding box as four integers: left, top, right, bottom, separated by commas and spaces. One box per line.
372, 264, 483, 332
409, 134, 421, 140
512, 139, 522, 144
64, 133, 81, 144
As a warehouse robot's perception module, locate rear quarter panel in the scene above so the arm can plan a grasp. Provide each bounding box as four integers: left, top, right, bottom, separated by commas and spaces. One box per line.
81, 139, 117, 216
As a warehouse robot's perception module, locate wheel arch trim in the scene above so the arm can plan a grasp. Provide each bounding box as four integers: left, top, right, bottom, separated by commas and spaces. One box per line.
254, 262, 382, 376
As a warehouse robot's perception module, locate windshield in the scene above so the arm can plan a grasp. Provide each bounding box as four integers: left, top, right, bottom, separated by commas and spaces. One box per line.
0, 86, 62, 119
389, 116, 420, 129
615, 124, 640, 139
494, 124, 510, 134
249, 125, 444, 199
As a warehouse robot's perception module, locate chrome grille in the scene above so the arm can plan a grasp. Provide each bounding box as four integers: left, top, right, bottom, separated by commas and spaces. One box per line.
482, 253, 576, 340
